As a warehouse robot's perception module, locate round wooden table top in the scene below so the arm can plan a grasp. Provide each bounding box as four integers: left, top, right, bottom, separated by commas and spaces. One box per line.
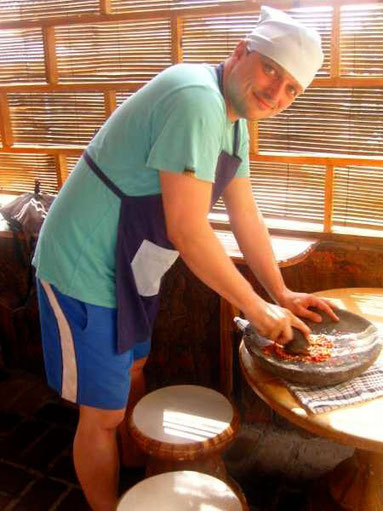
240, 288, 383, 454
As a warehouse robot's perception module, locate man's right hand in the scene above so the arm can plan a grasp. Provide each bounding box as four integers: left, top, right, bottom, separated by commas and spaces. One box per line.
245, 299, 311, 346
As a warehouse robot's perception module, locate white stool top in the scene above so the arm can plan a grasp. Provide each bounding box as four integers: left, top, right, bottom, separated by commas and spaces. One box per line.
117, 470, 243, 510
132, 385, 234, 444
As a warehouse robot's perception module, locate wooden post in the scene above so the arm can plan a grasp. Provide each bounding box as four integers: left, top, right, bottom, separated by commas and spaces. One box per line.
55, 153, 69, 189
248, 121, 259, 155
324, 163, 334, 233
331, 5, 341, 78
171, 15, 183, 65
100, 0, 112, 15
104, 91, 117, 118
0, 93, 14, 148
43, 26, 58, 84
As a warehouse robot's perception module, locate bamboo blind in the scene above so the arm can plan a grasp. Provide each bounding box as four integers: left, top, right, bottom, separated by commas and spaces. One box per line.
0, 0, 383, 237
9, 92, 106, 146
67, 156, 81, 176
340, 4, 383, 76
0, 29, 45, 83
0, 153, 57, 194
258, 88, 383, 155
251, 161, 326, 224
55, 21, 173, 82
213, 161, 326, 228
0, 1, 99, 22
333, 166, 383, 230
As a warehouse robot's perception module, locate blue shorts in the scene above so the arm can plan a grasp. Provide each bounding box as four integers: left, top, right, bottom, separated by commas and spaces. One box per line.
36, 279, 151, 410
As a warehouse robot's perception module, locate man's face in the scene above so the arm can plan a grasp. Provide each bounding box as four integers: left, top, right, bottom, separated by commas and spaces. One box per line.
225, 44, 303, 121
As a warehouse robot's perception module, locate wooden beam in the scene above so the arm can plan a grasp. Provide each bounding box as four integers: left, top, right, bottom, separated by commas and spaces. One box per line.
55, 153, 69, 189
330, 6, 341, 79
2, 145, 383, 170
0, 145, 83, 156
250, 152, 383, 168
0, 3, 257, 30
2, 145, 383, 173
0, 93, 14, 147
324, 164, 335, 232
312, 77, 383, 88
1, 76, 382, 95
0, 82, 142, 93
100, 0, 112, 15
0, 0, 378, 30
171, 15, 183, 65
43, 26, 59, 85
104, 90, 117, 118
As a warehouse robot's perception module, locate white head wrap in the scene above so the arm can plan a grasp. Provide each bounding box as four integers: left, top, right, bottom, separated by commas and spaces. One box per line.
245, 6, 324, 90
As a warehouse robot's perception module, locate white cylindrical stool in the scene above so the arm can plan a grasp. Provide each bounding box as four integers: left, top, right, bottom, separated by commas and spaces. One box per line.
117, 470, 248, 510
128, 385, 240, 480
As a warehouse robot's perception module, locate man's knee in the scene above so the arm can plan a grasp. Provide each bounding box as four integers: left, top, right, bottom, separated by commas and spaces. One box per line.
131, 356, 148, 376
78, 405, 126, 432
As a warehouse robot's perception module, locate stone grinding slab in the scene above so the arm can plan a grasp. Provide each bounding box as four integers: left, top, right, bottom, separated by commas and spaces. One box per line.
240, 308, 383, 386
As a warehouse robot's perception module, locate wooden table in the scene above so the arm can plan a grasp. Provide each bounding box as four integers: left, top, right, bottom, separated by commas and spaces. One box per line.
240, 288, 383, 511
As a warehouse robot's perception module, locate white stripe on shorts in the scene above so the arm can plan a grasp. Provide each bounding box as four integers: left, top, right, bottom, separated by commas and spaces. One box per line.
41, 281, 78, 403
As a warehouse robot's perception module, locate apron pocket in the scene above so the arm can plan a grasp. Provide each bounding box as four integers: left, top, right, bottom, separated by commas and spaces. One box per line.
131, 239, 179, 297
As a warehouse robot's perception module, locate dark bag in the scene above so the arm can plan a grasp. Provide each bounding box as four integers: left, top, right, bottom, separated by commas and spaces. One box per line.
0, 180, 56, 303
0, 180, 55, 246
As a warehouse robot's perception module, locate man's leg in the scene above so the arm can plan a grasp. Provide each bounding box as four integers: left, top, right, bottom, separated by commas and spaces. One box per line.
118, 357, 148, 467
74, 405, 126, 511
127, 357, 147, 412
35, 281, 137, 509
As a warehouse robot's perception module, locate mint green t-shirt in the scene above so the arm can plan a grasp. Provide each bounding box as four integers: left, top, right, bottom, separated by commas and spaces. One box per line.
33, 63, 250, 307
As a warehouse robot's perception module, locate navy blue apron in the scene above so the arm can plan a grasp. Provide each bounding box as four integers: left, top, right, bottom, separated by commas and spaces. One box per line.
83, 63, 242, 353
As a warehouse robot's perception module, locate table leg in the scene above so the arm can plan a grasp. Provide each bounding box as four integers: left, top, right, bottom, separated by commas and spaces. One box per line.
219, 298, 240, 399
329, 449, 383, 511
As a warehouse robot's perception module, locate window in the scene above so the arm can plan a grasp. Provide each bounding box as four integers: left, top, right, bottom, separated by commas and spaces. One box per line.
1, 0, 382, 238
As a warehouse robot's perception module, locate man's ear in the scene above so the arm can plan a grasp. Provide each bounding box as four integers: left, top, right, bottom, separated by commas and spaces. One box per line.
233, 40, 248, 61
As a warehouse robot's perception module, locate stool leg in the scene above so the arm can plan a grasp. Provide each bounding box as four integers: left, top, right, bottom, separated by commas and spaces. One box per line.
146, 453, 227, 480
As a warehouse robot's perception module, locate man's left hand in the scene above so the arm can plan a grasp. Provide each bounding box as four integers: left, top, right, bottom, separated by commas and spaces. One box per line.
277, 289, 339, 323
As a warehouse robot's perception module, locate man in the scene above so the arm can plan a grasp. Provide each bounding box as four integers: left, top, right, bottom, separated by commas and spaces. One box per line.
33, 6, 338, 510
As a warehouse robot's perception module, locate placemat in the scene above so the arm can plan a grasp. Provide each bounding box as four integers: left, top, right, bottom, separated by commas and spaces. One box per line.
285, 358, 383, 414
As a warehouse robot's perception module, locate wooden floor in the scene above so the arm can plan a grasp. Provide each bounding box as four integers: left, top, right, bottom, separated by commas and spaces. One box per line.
0, 366, 336, 511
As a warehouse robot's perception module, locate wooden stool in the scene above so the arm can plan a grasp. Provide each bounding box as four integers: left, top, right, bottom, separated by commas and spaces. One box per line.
117, 470, 247, 510
128, 385, 240, 480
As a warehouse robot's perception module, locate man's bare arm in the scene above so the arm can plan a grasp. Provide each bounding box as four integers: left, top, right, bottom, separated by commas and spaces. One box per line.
160, 170, 310, 343
223, 176, 338, 324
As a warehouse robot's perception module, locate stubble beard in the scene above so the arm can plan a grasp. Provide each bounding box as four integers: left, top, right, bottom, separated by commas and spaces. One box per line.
227, 82, 254, 121
227, 82, 277, 121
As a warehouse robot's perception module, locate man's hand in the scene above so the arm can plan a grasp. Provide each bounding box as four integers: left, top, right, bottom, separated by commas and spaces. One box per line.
277, 289, 339, 323
245, 290, 339, 346
245, 299, 311, 346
